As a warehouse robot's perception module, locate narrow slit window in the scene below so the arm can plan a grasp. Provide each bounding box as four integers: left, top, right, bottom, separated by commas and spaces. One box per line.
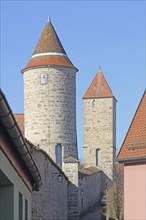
92, 100, 96, 108
96, 148, 100, 166
55, 144, 62, 168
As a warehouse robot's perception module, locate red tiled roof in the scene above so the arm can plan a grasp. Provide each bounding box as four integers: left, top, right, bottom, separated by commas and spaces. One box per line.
83, 70, 114, 99
26, 56, 74, 69
117, 90, 146, 162
33, 21, 66, 55
22, 21, 77, 71
14, 114, 24, 135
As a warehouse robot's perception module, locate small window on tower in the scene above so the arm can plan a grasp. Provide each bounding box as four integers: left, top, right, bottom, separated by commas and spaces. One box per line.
92, 100, 96, 108
96, 148, 100, 166
40, 73, 48, 84
55, 144, 62, 168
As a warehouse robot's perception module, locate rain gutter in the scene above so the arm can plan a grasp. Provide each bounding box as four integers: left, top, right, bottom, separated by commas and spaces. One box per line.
0, 89, 41, 190
117, 156, 146, 164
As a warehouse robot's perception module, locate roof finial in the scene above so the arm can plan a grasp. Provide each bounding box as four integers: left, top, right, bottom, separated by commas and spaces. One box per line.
99, 65, 101, 71
48, 16, 51, 23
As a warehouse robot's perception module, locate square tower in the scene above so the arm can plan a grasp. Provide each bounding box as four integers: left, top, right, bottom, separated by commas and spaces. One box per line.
83, 70, 116, 180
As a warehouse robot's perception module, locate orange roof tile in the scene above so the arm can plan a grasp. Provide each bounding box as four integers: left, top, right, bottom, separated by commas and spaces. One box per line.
22, 21, 77, 72
26, 55, 74, 69
14, 114, 24, 135
83, 70, 114, 99
117, 90, 146, 162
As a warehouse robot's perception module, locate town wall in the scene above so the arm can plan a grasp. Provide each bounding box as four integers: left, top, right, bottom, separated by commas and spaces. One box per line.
63, 158, 79, 220
30, 146, 68, 220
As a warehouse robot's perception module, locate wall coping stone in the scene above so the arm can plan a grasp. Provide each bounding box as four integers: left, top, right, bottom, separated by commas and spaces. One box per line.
64, 156, 79, 163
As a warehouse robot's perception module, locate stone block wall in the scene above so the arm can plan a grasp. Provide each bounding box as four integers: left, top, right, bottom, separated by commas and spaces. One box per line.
63, 157, 79, 186
63, 157, 79, 220
83, 97, 116, 180
67, 182, 79, 220
24, 66, 78, 161
30, 145, 68, 220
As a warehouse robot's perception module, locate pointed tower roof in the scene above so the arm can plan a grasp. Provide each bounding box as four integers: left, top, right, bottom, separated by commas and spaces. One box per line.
117, 90, 146, 162
83, 70, 114, 99
22, 20, 77, 72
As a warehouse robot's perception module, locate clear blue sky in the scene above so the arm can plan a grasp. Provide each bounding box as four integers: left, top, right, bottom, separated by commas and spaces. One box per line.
1, 1, 145, 160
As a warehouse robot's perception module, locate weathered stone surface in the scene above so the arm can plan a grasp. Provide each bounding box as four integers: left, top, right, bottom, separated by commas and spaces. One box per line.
63, 159, 79, 187
63, 159, 79, 220
67, 182, 79, 220
83, 98, 116, 180
24, 66, 78, 161
31, 147, 68, 220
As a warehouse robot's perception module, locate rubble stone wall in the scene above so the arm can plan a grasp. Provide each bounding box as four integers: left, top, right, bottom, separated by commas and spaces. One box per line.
31, 148, 68, 220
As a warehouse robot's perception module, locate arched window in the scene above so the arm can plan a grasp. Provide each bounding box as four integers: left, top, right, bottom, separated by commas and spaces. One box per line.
55, 144, 62, 168
92, 100, 96, 108
96, 148, 100, 166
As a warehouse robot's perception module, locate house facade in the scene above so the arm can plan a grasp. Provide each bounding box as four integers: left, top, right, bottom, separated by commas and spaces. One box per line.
117, 90, 146, 220
0, 89, 41, 220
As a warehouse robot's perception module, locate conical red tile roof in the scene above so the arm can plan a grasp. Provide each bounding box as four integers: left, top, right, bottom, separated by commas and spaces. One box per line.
117, 90, 146, 162
22, 21, 77, 72
83, 70, 114, 99
33, 20, 66, 55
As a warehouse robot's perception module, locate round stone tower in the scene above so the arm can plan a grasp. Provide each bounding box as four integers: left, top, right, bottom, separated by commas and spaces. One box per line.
22, 20, 78, 163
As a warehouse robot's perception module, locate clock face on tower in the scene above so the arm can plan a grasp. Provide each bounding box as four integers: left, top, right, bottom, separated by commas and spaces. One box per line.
40, 73, 48, 84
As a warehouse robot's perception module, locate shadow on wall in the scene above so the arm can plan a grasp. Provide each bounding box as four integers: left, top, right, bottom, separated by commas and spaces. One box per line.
28, 143, 69, 220
78, 166, 111, 215
28, 142, 79, 220
67, 181, 79, 220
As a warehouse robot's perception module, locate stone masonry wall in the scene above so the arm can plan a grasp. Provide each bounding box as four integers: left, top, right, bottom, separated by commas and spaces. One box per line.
83, 98, 116, 180
63, 158, 79, 220
67, 182, 79, 220
24, 66, 78, 161
30, 147, 68, 220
